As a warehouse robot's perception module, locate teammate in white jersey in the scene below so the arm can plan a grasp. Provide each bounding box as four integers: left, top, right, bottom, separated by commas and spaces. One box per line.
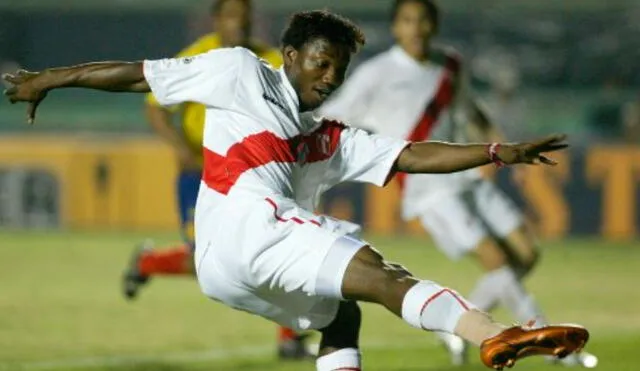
5, 10, 589, 371
320, 1, 597, 367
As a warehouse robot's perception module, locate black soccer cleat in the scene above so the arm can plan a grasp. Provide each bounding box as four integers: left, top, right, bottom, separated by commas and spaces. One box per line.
122, 239, 153, 300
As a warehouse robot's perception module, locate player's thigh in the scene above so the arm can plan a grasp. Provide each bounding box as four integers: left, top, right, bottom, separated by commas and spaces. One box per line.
472, 181, 537, 266
196, 231, 342, 332
418, 191, 490, 261
249, 223, 362, 331
200, 201, 364, 331
176, 170, 201, 247
472, 237, 508, 271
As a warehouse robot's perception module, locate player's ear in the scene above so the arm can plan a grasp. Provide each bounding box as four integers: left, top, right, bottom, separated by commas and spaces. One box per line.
282, 45, 298, 66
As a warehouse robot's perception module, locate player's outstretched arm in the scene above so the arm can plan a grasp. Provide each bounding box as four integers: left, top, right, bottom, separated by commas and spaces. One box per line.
394, 134, 568, 174
3, 63, 148, 124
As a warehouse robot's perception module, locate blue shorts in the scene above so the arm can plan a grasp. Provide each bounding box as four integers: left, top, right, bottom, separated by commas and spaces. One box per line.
177, 170, 201, 250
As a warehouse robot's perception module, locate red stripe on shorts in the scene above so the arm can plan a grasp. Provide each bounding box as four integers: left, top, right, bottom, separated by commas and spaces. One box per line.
264, 197, 320, 226
203, 121, 346, 195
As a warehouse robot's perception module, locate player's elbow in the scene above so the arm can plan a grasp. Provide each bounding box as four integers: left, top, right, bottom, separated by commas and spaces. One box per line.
395, 143, 428, 173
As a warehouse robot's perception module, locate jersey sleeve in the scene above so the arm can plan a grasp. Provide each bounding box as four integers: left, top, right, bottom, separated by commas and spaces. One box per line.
143, 47, 245, 108
319, 63, 377, 130
144, 38, 214, 108
334, 124, 409, 187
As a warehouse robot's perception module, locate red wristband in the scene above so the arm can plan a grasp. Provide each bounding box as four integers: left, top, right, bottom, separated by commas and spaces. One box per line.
488, 143, 505, 168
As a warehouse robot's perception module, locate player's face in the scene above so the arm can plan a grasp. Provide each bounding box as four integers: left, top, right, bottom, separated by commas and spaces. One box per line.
284, 38, 351, 112
214, 0, 251, 46
392, 1, 436, 60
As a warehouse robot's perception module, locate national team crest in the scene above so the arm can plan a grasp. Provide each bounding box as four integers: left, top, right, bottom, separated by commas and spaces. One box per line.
296, 141, 310, 164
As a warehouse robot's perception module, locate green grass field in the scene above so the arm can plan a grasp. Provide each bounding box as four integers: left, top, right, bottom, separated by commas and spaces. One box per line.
0, 231, 638, 371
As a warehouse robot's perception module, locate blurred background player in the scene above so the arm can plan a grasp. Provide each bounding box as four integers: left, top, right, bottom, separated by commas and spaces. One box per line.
122, 0, 310, 359
319, 0, 597, 367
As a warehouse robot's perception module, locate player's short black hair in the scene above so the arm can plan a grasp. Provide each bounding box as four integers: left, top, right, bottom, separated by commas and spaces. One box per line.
391, 0, 439, 29
210, 0, 250, 15
280, 10, 366, 53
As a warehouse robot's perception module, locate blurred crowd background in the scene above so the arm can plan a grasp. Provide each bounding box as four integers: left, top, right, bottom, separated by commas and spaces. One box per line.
0, 0, 639, 238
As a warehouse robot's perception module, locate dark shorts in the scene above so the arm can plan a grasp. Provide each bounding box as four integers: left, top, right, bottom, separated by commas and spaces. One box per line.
177, 170, 201, 250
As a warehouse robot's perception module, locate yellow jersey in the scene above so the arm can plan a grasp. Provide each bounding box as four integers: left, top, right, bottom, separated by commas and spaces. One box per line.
146, 33, 282, 159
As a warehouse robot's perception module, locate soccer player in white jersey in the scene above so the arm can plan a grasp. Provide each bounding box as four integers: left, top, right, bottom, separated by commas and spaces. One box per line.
5, 10, 589, 371
319, 1, 597, 367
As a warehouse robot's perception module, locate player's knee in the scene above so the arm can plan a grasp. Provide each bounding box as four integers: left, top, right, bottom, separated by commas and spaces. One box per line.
342, 246, 413, 304
473, 238, 508, 272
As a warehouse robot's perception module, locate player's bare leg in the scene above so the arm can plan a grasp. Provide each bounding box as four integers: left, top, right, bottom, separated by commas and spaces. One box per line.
316, 301, 362, 370
339, 246, 589, 370
432, 236, 511, 366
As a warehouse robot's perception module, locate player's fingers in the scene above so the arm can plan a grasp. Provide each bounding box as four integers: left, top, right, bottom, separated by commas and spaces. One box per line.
4, 87, 17, 104
539, 143, 569, 153
533, 134, 568, 149
2, 73, 18, 84
3, 86, 17, 96
524, 158, 538, 165
539, 155, 557, 166
27, 100, 40, 124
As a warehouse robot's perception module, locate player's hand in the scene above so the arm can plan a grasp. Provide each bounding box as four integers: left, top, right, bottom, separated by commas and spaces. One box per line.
2, 69, 48, 124
497, 134, 568, 166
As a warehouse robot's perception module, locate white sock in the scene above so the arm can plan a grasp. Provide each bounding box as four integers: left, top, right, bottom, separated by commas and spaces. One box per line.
477, 266, 547, 324
434, 331, 464, 349
468, 271, 501, 312
401, 281, 475, 333
316, 348, 361, 371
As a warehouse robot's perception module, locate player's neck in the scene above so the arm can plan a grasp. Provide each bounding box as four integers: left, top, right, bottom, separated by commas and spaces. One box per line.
398, 45, 431, 63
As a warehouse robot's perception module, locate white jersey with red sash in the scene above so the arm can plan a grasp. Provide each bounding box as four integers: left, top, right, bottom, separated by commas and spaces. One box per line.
143, 47, 408, 331
320, 45, 482, 219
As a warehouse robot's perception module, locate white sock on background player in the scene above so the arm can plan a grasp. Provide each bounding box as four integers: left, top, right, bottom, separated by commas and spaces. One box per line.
468, 266, 547, 325
316, 348, 361, 371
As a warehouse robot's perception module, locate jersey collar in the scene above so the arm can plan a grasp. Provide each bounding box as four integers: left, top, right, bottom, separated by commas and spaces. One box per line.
391, 45, 433, 69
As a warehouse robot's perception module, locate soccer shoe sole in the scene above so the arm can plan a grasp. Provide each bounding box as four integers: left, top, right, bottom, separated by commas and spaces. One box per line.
480, 325, 589, 370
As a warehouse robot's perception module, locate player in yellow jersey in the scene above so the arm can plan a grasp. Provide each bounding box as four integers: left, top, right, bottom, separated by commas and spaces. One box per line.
122, 0, 311, 359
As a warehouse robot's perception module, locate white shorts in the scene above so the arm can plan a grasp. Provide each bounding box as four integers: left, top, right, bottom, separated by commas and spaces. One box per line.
419, 180, 522, 260
194, 196, 366, 332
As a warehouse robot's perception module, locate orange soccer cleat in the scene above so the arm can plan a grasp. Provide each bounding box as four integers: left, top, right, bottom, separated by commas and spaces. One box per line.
480, 324, 589, 370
